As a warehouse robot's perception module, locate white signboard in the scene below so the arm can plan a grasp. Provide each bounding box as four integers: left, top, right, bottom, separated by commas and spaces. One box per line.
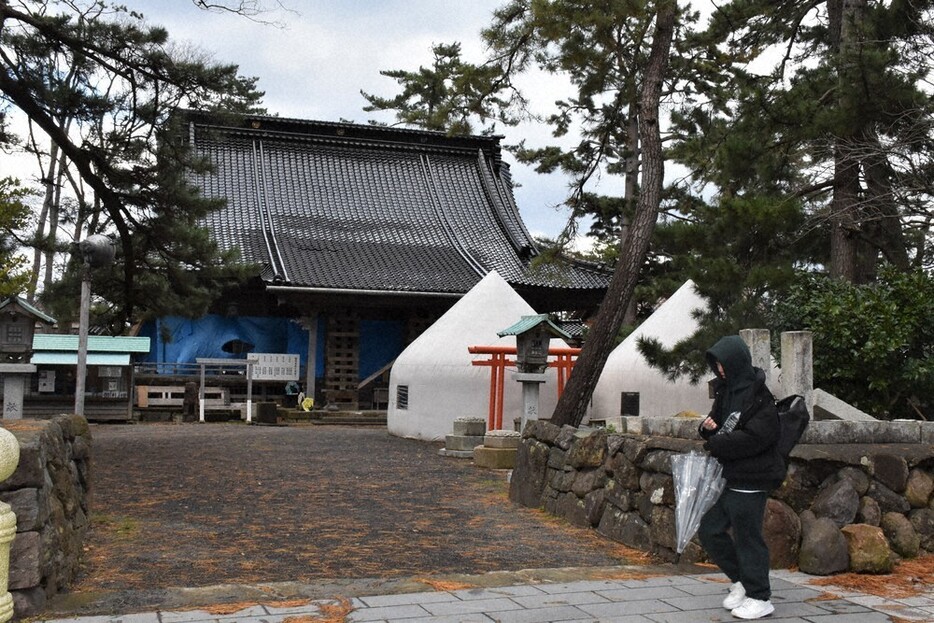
246, 353, 300, 381
38, 370, 56, 393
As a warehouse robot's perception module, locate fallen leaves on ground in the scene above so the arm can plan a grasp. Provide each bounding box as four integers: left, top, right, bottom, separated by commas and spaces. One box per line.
414, 578, 478, 591
808, 555, 934, 599
283, 598, 353, 623
75, 425, 645, 593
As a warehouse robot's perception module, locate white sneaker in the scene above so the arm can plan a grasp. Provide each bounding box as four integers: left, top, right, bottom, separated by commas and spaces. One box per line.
731, 597, 775, 619
723, 582, 746, 609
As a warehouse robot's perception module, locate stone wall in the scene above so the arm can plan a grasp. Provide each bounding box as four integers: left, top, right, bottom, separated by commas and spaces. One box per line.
510, 418, 934, 575
0, 416, 90, 617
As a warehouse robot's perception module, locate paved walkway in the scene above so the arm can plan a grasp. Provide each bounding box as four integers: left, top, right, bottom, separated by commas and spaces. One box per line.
35, 567, 934, 623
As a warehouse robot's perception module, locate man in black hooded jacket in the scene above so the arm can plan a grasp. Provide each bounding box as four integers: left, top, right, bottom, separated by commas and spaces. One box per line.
698, 335, 786, 620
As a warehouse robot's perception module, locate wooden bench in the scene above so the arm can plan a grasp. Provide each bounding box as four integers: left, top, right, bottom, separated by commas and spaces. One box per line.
136, 385, 229, 409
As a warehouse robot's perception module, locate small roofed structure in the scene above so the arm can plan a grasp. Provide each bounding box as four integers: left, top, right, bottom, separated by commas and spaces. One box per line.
591, 280, 711, 420
497, 314, 571, 374
0, 296, 56, 420
0, 296, 55, 364
29, 334, 151, 421
388, 272, 568, 441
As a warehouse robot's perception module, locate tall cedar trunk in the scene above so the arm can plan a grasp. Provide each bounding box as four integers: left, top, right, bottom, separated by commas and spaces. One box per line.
550, 0, 676, 428
829, 0, 872, 283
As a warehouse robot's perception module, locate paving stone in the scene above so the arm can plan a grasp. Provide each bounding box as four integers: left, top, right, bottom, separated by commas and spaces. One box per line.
510, 590, 611, 609
481, 604, 589, 623
356, 591, 459, 608
421, 597, 524, 616
576, 598, 679, 618
346, 603, 431, 622
536, 579, 629, 594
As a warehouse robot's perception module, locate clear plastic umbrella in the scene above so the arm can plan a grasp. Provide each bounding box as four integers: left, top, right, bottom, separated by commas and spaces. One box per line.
671, 451, 726, 553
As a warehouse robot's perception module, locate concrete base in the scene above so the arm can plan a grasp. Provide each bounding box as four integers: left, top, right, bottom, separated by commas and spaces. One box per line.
483, 431, 520, 449
473, 446, 517, 469
438, 448, 474, 459
445, 434, 485, 451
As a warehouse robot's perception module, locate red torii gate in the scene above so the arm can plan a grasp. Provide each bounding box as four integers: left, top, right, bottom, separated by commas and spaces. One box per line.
468, 345, 581, 430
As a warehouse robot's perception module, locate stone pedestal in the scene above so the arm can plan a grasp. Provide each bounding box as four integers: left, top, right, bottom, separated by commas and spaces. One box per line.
514, 372, 547, 433
439, 418, 487, 458
473, 430, 520, 469
0, 427, 21, 623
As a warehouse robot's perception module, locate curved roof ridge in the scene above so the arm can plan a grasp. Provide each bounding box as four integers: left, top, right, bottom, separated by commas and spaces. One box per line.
250, 140, 285, 280
475, 150, 533, 258
257, 140, 289, 282
420, 154, 487, 278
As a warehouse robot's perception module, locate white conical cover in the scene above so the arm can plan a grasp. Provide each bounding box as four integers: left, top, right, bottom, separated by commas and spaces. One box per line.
592, 280, 711, 418
388, 271, 564, 440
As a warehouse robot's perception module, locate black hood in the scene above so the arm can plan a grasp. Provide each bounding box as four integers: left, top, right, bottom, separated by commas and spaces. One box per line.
706, 335, 757, 390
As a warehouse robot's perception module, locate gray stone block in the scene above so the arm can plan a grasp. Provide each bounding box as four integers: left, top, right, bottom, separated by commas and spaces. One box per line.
803, 420, 921, 444
9, 530, 41, 590
484, 430, 520, 449
641, 418, 674, 437
922, 422, 934, 446
453, 417, 486, 436
473, 446, 516, 469
445, 434, 485, 451
437, 448, 474, 458
0, 488, 43, 532
11, 586, 46, 618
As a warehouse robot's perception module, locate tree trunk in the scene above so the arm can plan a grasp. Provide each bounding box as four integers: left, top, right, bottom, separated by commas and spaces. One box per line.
829, 0, 872, 282
621, 108, 640, 327
550, 0, 676, 428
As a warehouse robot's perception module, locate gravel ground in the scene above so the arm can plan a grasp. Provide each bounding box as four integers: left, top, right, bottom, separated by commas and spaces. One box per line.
76, 422, 639, 593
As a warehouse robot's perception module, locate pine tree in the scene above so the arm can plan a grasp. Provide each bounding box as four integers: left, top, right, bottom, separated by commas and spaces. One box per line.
0, 1, 266, 328
0, 177, 30, 297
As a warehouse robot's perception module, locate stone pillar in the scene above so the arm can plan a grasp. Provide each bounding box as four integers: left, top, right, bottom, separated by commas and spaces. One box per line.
0, 365, 36, 421
781, 331, 813, 409
0, 427, 20, 623
514, 373, 546, 433
1, 376, 25, 421
740, 329, 771, 383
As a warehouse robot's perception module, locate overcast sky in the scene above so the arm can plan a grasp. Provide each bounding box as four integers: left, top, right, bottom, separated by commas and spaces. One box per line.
117, 0, 606, 243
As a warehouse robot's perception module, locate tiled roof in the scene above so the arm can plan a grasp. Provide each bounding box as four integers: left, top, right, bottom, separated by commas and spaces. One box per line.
187, 113, 610, 299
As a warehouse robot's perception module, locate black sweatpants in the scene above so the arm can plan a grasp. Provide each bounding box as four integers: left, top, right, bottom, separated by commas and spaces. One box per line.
698, 488, 771, 601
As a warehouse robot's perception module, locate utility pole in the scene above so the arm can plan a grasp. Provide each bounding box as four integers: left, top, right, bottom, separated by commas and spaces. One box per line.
74, 235, 114, 417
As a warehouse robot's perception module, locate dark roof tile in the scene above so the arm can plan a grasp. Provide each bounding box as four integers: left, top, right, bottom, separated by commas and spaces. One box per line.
189, 113, 610, 298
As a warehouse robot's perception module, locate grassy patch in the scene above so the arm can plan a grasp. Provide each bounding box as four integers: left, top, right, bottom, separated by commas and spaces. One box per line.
91, 514, 140, 538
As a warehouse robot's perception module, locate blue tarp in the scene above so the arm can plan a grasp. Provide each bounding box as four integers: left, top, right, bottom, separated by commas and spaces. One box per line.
139, 314, 403, 381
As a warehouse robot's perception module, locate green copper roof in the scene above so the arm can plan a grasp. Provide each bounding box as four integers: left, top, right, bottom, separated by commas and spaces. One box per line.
32, 334, 151, 353
497, 314, 572, 340
30, 353, 131, 366
0, 296, 55, 324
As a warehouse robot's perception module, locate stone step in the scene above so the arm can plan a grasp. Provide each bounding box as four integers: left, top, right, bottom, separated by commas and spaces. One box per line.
279, 410, 387, 426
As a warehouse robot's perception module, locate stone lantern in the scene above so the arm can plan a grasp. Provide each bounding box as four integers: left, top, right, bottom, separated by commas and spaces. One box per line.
498, 314, 571, 431
0, 297, 55, 420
